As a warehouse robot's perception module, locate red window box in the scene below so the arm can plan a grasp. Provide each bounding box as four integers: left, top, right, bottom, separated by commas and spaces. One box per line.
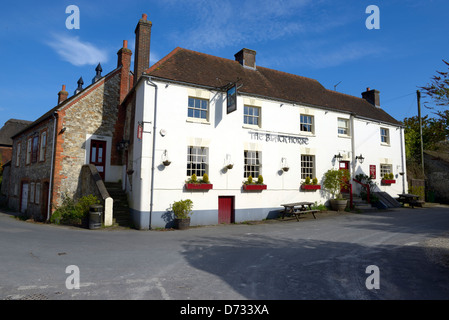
301, 184, 321, 190
185, 183, 213, 190
243, 184, 267, 191
381, 179, 396, 185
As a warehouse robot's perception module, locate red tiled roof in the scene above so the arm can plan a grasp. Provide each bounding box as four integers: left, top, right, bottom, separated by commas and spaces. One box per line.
146, 47, 401, 125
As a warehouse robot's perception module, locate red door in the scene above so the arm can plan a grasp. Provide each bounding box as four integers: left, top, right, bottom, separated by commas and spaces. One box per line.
90, 140, 106, 180
218, 196, 234, 224
339, 161, 350, 193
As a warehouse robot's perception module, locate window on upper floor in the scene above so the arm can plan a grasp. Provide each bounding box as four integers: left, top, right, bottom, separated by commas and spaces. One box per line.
187, 146, 208, 178
15, 142, 21, 167
338, 118, 350, 136
39, 131, 47, 162
26, 138, 32, 165
31, 136, 39, 163
300, 114, 314, 133
188, 97, 209, 121
244, 105, 261, 127
380, 127, 390, 145
244, 150, 262, 178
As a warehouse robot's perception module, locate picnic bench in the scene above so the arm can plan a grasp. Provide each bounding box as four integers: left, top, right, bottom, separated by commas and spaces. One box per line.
280, 202, 318, 221
397, 194, 424, 208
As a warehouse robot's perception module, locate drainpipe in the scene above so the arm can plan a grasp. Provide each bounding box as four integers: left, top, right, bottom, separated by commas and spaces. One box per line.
400, 127, 406, 194
350, 113, 355, 208
47, 111, 58, 222
143, 76, 158, 230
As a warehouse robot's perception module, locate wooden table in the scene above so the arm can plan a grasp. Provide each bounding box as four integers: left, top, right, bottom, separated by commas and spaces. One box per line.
397, 194, 424, 208
281, 202, 318, 220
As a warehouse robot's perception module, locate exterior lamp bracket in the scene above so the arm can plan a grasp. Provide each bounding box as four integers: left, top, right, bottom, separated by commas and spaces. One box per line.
355, 154, 365, 164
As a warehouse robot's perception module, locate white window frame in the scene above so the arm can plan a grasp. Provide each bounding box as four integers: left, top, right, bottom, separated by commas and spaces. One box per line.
300, 114, 314, 133
301, 155, 315, 179
380, 127, 390, 145
26, 138, 32, 165
244, 150, 262, 178
186, 146, 208, 178
380, 164, 392, 178
187, 97, 209, 122
39, 131, 47, 162
244, 105, 261, 127
16, 142, 21, 167
338, 118, 350, 136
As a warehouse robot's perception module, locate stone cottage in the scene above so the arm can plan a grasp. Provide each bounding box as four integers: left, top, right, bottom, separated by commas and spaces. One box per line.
7, 39, 133, 221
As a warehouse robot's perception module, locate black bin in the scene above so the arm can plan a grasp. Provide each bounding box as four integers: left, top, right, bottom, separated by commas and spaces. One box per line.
89, 204, 103, 229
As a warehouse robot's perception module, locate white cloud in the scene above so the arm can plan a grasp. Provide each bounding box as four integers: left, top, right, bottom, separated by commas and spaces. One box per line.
47, 33, 108, 66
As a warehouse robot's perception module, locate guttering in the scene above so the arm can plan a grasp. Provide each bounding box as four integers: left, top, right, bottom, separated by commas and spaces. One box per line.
47, 111, 58, 222
142, 75, 158, 230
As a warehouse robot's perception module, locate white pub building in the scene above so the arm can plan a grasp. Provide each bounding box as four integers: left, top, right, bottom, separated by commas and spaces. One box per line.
122, 20, 405, 230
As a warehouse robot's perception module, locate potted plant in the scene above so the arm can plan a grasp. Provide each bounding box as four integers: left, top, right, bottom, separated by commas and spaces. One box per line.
301, 176, 321, 190
243, 175, 267, 191
172, 199, 194, 230
322, 168, 350, 211
381, 173, 396, 185
185, 173, 213, 190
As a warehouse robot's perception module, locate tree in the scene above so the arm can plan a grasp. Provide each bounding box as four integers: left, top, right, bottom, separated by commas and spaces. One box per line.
420, 59, 449, 110
403, 115, 447, 161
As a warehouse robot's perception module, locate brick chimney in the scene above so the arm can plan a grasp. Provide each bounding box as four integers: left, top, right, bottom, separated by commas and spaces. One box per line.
57, 85, 68, 104
235, 48, 257, 70
133, 13, 152, 86
362, 87, 381, 108
117, 40, 132, 103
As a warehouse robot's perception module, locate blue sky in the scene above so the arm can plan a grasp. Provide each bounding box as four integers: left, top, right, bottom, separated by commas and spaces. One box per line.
1, 0, 448, 128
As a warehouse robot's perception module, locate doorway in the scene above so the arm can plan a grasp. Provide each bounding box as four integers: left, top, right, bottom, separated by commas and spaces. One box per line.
339, 161, 350, 193
20, 182, 29, 214
90, 140, 106, 180
218, 196, 234, 224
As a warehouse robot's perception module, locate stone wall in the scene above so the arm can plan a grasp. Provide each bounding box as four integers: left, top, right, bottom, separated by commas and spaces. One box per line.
424, 153, 449, 204
7, 117, 55, 220
53, 70, 121, 207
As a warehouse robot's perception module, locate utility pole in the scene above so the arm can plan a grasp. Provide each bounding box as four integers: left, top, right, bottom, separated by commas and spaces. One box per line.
417, 90, 425, 177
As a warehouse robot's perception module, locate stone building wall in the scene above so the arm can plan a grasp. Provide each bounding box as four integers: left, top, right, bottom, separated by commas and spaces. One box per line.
7, 118, 55, 220
54, 70, 121, 207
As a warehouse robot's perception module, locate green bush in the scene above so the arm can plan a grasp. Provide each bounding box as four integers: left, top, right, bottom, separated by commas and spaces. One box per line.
50, 194, 100, 226
172, 199, 194, 219
257, 175, 264, 184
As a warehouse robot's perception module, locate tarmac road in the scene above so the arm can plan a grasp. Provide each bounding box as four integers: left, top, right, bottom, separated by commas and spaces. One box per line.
0, 206, 448, 301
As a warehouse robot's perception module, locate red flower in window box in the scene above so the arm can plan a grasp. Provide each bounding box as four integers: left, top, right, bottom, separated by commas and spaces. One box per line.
243, 184, 267, 191
185, 183, 213, 190
301, 184, 321, 190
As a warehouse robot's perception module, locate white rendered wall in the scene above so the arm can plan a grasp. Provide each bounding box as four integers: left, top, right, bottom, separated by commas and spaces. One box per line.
130, 79, 406, 228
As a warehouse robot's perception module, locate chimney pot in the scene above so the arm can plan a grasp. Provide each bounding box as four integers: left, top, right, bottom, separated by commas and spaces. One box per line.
123, 40, 128, 48
142, 13, 147, 20
58, 84, 69, 104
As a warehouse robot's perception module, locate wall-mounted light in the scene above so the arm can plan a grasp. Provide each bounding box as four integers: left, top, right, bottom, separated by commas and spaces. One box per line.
334, 153, 343, 161
116, 139, 130, 151
355, 154, 365, 164
162, 150, 171, 166
59, 127, 66, 134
